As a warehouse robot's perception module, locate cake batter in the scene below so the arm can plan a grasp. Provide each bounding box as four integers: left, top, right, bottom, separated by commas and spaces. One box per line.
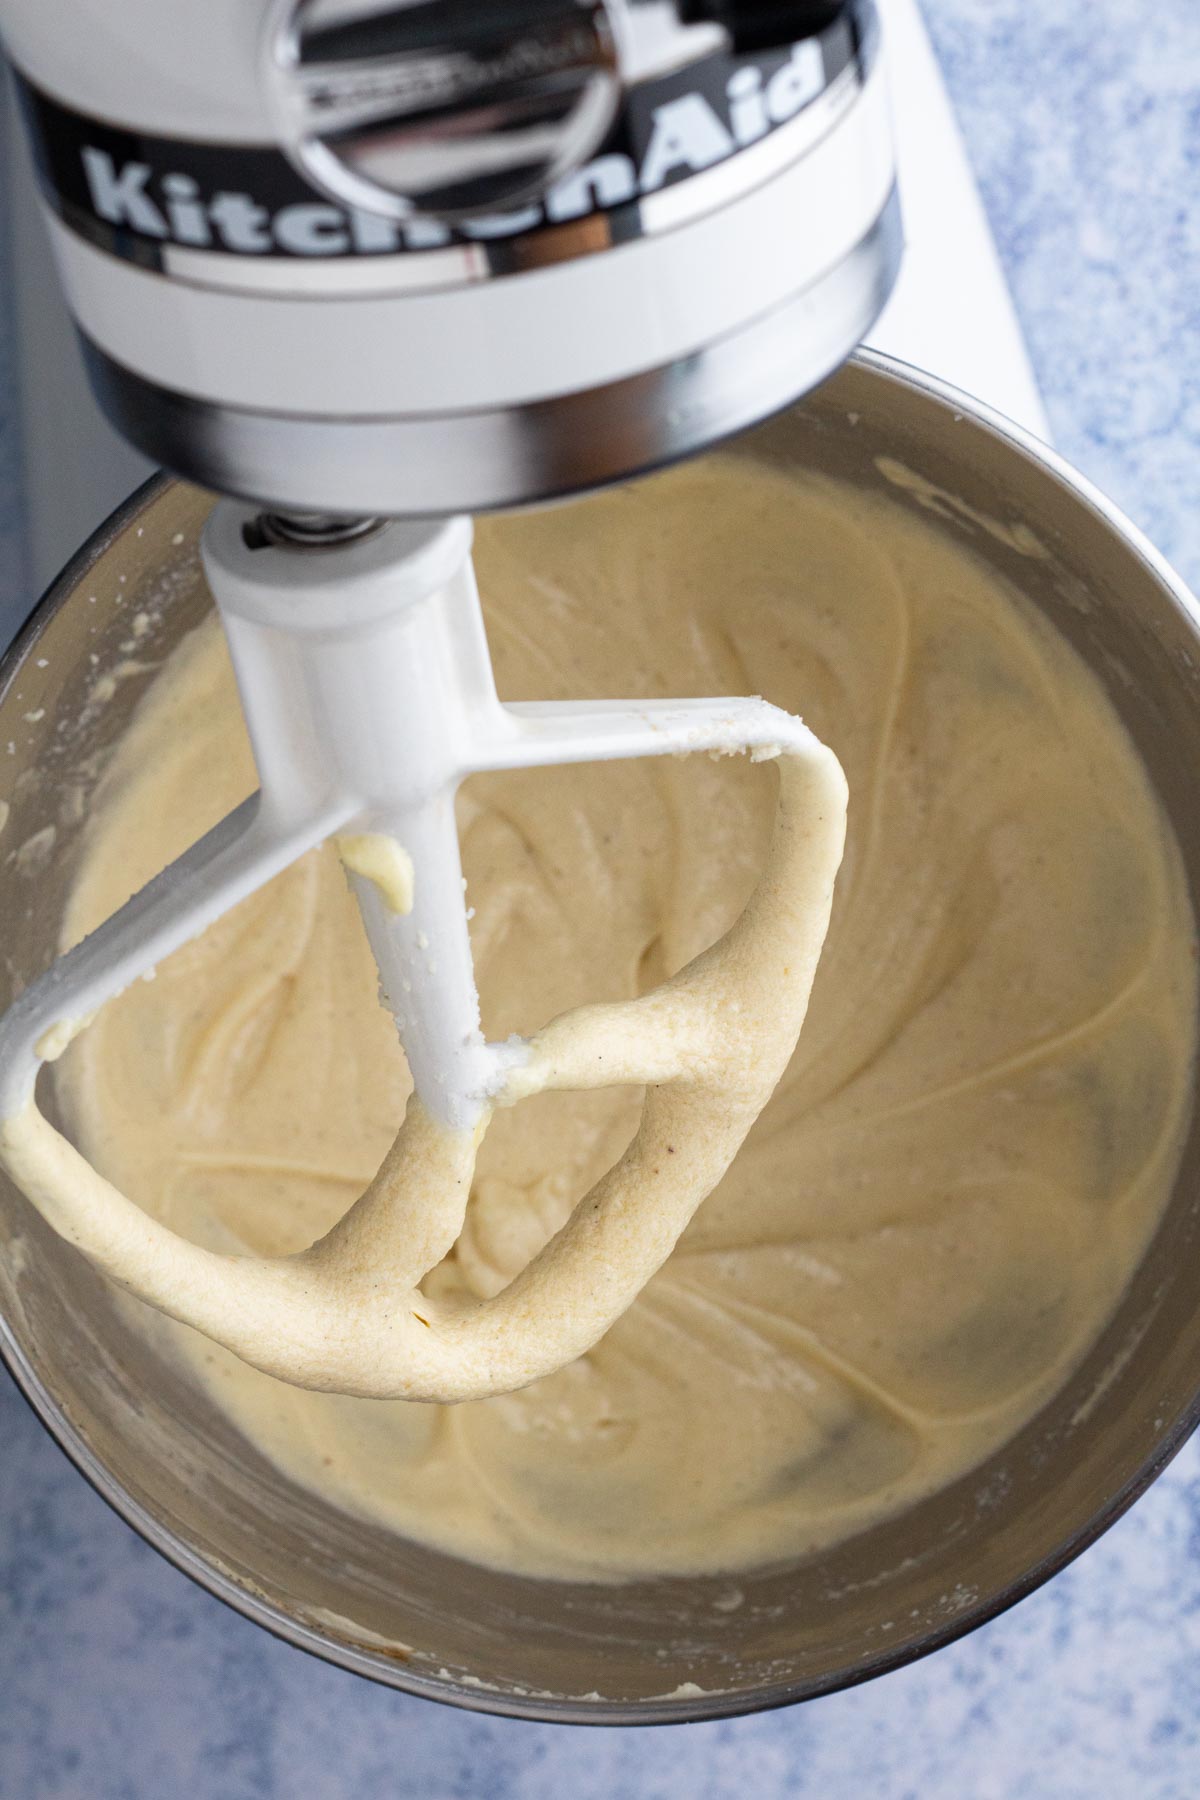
50, 458, 1198, 1581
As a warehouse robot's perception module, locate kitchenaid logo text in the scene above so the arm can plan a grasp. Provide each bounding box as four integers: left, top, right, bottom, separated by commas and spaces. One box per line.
77, 42, 825, 256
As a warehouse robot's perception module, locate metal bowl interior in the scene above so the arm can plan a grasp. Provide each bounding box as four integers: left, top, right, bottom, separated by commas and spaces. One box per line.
2, 352, 1199, 1725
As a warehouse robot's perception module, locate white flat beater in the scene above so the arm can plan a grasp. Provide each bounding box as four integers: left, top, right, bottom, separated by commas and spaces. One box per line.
0, 507, 847, 1402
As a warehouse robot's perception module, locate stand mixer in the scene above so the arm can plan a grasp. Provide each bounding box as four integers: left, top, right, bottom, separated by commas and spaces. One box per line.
0, 0, 897, 1400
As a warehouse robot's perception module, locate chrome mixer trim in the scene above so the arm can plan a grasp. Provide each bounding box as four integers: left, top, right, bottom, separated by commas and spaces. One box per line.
80, 185, 901, 516
252, 512, 388, 550
267, 0, 625, 224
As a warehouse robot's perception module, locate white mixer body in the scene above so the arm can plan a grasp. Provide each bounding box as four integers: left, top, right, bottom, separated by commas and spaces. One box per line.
1, 0, 899, 514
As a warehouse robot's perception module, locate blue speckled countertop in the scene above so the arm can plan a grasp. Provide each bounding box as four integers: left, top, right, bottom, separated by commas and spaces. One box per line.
3, 3, 1200, 1794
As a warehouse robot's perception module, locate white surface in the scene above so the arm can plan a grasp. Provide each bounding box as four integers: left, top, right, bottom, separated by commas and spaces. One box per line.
866, 0, 1049, 439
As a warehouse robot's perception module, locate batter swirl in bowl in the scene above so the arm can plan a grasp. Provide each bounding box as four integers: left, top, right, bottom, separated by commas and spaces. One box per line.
52, 457, 1197, 1581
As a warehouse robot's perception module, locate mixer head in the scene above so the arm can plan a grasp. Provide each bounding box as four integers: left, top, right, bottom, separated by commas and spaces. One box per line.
4, 0, 898, 515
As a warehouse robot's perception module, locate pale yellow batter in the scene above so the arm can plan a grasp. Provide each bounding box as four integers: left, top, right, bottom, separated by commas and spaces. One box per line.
51, 458, 1197, 1581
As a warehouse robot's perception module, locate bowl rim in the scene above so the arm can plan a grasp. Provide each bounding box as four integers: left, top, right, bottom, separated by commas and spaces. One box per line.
3, 345, 1200, 1727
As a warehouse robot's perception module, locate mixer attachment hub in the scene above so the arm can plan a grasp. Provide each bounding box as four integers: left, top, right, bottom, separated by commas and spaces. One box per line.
249, 512, 389, 552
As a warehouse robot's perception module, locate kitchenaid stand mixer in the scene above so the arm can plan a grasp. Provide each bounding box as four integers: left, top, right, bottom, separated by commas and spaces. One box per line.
0, 0, 898, 1398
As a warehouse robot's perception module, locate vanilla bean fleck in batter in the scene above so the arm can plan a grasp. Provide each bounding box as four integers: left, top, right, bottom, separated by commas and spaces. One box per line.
56, 459, 1197, 1581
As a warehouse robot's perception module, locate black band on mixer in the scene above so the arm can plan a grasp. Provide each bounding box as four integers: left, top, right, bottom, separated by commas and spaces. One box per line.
12, 2, 876, 276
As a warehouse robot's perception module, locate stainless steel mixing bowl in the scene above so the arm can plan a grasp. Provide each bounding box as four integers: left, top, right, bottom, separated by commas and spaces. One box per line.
2, 352, 1199, 1725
